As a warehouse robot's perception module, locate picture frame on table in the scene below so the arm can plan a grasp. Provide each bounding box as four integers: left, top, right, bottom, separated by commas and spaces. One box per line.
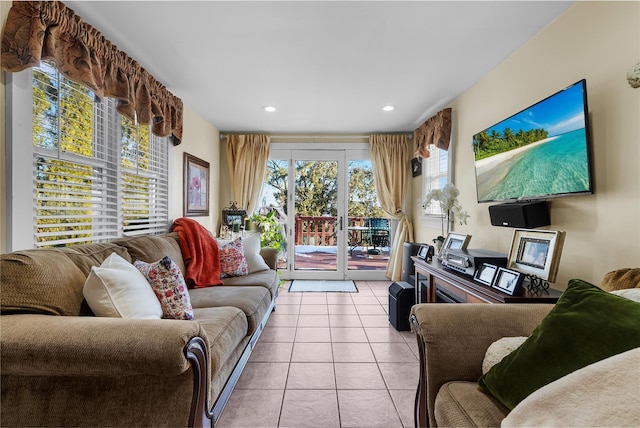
183, 153, 209, 217
492, 267, 524, 296
416, 244, 434, 261
507, 229, 566, 282
442, 232, 472, 253
474, 263, 498, 286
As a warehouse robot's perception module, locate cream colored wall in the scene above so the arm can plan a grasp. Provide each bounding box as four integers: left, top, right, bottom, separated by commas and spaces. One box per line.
170, 105, 221, 233
413, 1, 640, 289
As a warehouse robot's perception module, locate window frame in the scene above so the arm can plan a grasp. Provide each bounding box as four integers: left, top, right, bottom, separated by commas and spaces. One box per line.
420, 140, 455, 229
5, 64, 170, 251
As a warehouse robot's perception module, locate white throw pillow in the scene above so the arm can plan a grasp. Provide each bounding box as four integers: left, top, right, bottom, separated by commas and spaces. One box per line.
610, 288, 640, 302
242, 233, 270, 273
83, 253, 162, 319
482, 336, 528, 375
501, 347, 640, 427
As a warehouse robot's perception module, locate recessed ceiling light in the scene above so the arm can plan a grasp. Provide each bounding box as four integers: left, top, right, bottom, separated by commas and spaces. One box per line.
262, 106, 277, 112
382, 105, 396, 112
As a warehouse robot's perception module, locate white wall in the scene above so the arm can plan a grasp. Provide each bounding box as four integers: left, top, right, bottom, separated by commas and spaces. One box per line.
413, 1, 640, 289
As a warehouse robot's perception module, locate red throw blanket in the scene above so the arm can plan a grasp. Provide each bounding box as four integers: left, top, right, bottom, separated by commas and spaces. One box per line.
171, 218, 223, 288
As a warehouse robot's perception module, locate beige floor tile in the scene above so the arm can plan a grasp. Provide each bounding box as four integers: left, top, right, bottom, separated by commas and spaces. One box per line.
350, 295, 381, 305
370, 342, 418, 363
364, 326, 406, 343
297, 314, 330, 327
371, 287, 389, 300
249, 342, 293, 362
291, 342, 334, 362
355, 304, 387, 315
286, 362, 336, 389
295, 327, 331, 342
332, 342, 375, 362
326, 293, 354, 305
330, 327, 368, 343
273, 304, 301, 315
276, 294, 303, 305
338, 390, 403, 428
353, 288, 374, 296
334, 362, 386, 389
327, 304, 358, 315
359, 314, 392, 327
328, 314, 362, 328
235, 362, 289, 390
266, 313, 299, 327
299, 304, 329, 315
300, 293, 328, 304
389, 389, 417, 428
279, 389, 340, 428
259, 327, 297, 343
378, 362, 420, 390
216, 389, 284, 428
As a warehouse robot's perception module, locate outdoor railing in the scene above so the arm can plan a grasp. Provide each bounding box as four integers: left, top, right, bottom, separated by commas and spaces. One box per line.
294, 216, 369, 246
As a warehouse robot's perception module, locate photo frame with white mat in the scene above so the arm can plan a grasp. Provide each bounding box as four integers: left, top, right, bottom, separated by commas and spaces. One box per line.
442, 232, 472, 253
492, 267, 525, 295
507, 229, 566, 282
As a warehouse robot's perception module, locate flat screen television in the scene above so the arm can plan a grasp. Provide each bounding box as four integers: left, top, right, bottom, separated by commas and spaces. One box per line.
472, 80, 593, 203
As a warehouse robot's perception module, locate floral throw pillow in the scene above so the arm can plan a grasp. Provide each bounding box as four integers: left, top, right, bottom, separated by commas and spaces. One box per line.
134, 256, 194, 320
219, 238, 249, 278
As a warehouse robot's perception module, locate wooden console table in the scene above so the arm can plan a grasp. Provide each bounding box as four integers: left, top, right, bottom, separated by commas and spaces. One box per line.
411, 256, 562, 304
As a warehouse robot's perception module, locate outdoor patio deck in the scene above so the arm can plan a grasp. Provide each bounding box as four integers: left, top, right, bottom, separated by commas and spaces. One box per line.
279, 246, 390, 271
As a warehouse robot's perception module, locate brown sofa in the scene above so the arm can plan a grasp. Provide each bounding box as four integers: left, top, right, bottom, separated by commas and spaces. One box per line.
0, 232, 279, 427
410, 269, 640, 427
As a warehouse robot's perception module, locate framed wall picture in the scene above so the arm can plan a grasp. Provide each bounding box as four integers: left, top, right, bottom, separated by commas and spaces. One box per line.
442, 232, 472, 253
183, 153, 210, 217
507, 229, 566, 282
474, 263, 498, 286
492, 267, 524, 295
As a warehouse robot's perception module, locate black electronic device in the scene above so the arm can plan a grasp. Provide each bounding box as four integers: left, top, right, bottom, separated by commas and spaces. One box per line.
472, 80, 593, 203
441, 248, 508, 277
489, 200, 550, 228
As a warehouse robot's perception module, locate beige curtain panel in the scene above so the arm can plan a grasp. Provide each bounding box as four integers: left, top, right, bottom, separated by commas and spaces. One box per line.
1, 0, 183, 144
414, 108, 452, 158
226, 134, 271, 214
370, 134, 414, 281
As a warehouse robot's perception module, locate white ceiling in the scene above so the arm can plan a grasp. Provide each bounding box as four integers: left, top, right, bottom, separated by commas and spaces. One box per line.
66, 1, 573, 135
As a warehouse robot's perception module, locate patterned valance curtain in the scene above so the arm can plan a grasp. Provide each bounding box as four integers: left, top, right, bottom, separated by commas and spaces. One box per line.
0, 0, 183, 144
414, 108, 452, 158
369, 134, 414, 281
226, 134, 271, 214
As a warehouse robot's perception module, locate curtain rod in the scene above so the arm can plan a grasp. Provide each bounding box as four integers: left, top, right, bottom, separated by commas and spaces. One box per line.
219, 133, 412, 140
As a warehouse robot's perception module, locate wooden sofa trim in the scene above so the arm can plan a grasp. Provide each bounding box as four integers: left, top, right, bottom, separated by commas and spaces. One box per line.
411, 314, 429, 428
185, 336, 212, 428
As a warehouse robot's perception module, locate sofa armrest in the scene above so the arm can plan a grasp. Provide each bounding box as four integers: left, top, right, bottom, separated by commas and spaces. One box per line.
1, 314, 206, 377
410, 303, 553, 427
260, 247, 278, 270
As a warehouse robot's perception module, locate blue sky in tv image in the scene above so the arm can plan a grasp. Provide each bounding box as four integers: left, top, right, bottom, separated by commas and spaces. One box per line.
484, 80, 586, 138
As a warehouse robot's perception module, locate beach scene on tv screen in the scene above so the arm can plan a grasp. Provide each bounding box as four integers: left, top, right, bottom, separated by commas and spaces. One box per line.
473, 82, 590, 202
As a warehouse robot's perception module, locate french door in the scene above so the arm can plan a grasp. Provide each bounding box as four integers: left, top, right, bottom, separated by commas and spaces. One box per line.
265, 144, 389, 281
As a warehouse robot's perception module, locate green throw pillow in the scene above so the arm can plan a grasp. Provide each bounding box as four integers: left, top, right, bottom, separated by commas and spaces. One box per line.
478, 278, 640, 410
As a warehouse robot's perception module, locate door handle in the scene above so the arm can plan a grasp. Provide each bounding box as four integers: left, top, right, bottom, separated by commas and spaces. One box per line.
339, 216, 343, 231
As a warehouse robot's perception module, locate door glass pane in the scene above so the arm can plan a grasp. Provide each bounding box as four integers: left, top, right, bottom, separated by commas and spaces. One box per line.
294, 160, 338, 271
259, 159, 289, 270
347, 160, 389, 271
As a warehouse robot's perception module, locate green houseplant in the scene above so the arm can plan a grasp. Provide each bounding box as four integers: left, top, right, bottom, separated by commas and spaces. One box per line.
249, 210, 287, 254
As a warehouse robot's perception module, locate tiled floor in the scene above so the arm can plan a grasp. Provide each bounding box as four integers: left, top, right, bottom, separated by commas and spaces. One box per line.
217, 281, 419, 428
